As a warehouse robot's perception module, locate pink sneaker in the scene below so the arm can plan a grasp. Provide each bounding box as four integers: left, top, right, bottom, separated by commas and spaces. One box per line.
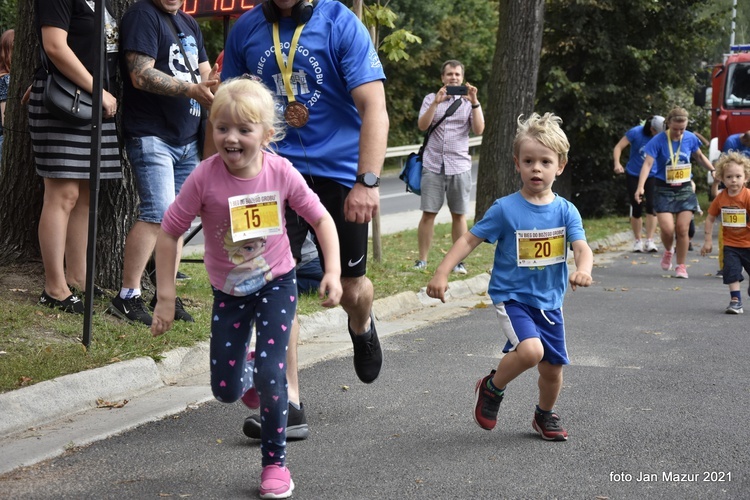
241, 350, 259, 410
675, 264, 688, 279
259, 465, 294, 499
660, 250, 673, 271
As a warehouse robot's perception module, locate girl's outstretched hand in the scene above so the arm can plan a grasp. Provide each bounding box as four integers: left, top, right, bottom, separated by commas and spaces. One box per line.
151, 301, 175, 337
318, 273, 342, 308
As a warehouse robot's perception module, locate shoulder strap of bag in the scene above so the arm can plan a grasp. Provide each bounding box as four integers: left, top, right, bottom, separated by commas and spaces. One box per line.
163, 13, 200, 85
421, 98, 463, 150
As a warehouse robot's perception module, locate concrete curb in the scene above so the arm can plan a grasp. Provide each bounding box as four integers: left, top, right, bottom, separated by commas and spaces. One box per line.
0, 274, 492, 440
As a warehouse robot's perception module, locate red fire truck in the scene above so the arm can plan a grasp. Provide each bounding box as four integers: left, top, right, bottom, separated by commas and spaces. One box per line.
698, 44, 750, 162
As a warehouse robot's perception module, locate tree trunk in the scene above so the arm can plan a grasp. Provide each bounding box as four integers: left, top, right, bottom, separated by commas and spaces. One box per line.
0, 0, 138, 290
474, 0, 545, 222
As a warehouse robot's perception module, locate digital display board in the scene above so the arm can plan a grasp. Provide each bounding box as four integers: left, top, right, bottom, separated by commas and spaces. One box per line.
182, 0, 260, 18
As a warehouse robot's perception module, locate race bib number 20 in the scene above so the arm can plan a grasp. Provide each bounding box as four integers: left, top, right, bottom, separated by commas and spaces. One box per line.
516, 227, 567, 267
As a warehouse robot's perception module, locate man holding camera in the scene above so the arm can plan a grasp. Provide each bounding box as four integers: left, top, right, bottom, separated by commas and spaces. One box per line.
413, 60, 484, 273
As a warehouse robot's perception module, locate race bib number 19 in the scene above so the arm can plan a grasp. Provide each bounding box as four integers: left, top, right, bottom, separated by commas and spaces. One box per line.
721, 207, 747, 228
516, 227, 567, 267
228, 191, 283, 242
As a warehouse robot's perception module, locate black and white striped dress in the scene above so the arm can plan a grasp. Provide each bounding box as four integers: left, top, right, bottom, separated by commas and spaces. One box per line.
28, 78, 122, 180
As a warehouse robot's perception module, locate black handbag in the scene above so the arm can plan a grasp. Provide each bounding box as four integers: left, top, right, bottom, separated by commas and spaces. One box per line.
42, 64, 93, 126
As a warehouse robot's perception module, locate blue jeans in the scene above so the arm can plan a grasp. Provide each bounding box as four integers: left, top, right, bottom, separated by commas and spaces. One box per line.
125, 136, 199, 223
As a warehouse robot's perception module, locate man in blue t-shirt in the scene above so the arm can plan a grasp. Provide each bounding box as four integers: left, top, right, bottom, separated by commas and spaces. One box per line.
220, 0, 389, 441
723, 131, 750, 157
107, 0, 217, 326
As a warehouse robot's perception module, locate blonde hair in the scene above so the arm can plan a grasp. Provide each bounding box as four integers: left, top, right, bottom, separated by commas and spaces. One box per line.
714, 151, 750, 181
513, 112, 569, 164
210, 77, 285, 147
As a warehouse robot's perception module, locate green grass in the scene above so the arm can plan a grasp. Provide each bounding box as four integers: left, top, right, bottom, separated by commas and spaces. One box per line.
0, 216, 627, 394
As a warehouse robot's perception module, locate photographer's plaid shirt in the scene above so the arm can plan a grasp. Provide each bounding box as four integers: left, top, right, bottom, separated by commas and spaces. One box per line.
419, 95, 475, 175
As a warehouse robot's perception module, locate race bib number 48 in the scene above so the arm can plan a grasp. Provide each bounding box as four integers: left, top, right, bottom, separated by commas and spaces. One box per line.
228, 191, 283, 242
516, 227, 567, 267
666, 163, 691, 184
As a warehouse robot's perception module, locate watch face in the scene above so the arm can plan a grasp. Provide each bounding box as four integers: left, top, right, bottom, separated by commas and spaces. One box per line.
361, 172, 379, 187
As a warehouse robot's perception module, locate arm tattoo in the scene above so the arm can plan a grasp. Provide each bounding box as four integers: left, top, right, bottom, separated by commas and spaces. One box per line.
126, 52, 191, 97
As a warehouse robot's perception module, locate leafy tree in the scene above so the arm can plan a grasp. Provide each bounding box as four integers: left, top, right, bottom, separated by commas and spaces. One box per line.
382, 0, 498, 146
536, 0, 726, 218
0, 0, 16, 33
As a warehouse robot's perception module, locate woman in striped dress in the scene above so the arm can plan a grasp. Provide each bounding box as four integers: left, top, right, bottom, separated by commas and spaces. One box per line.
29, 0, 121, 313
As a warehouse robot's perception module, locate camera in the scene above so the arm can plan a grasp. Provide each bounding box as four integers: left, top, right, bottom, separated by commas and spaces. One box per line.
446, 85, 468, 96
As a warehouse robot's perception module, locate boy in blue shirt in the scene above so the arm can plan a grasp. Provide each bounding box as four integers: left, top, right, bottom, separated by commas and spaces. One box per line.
426, 113, 593, 441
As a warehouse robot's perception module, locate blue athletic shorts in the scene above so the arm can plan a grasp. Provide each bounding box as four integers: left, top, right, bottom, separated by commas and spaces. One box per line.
493, 300, 569, 365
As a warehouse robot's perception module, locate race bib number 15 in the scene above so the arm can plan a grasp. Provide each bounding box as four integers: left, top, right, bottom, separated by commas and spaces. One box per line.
516, 227, 567, 267
228, 191, 283, 242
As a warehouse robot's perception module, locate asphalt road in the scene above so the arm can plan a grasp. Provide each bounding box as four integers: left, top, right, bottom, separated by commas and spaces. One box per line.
1, 233, 748, 499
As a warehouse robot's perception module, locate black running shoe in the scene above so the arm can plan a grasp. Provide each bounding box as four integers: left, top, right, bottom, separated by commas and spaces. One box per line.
349, 312, 383, 383
68, 284, 107, 298
473, 370, 503, 430
39, 291, 84, 314
149, 295, 195, 323
107, 295, 153, 326
243, 402, 310, 440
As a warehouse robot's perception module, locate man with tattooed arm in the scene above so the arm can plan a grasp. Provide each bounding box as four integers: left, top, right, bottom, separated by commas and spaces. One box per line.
107, 0, 218, 326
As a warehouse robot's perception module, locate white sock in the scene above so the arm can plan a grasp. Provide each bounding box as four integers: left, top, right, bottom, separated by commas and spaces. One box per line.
119, 288, 141, 300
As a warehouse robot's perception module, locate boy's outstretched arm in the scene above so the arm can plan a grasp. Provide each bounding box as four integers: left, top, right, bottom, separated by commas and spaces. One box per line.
569, 239, 593, 291
426, 232, 483, 302
701, 214, 716, 256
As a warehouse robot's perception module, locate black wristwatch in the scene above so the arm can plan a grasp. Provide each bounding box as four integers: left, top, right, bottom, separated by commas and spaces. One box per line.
356, 172, 380, 188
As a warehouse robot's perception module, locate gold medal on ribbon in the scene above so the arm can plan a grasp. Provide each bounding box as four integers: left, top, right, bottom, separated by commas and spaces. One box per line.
284, 101, 309, 128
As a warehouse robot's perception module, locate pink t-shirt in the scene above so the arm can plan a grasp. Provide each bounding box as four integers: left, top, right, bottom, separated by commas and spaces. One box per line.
162, 151, 327, 296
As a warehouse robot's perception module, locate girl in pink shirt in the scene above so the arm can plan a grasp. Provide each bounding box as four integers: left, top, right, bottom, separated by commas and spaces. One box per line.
151, 77, 341, 499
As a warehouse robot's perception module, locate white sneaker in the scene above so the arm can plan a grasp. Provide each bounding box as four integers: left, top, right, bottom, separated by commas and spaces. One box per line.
452, 262, 468, 274
632, 240, 643, 253
644, 239, 658, 252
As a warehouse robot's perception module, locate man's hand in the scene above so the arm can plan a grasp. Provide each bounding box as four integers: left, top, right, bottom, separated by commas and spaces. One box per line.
344, 183, 379, 224
187, 80, 217, 108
